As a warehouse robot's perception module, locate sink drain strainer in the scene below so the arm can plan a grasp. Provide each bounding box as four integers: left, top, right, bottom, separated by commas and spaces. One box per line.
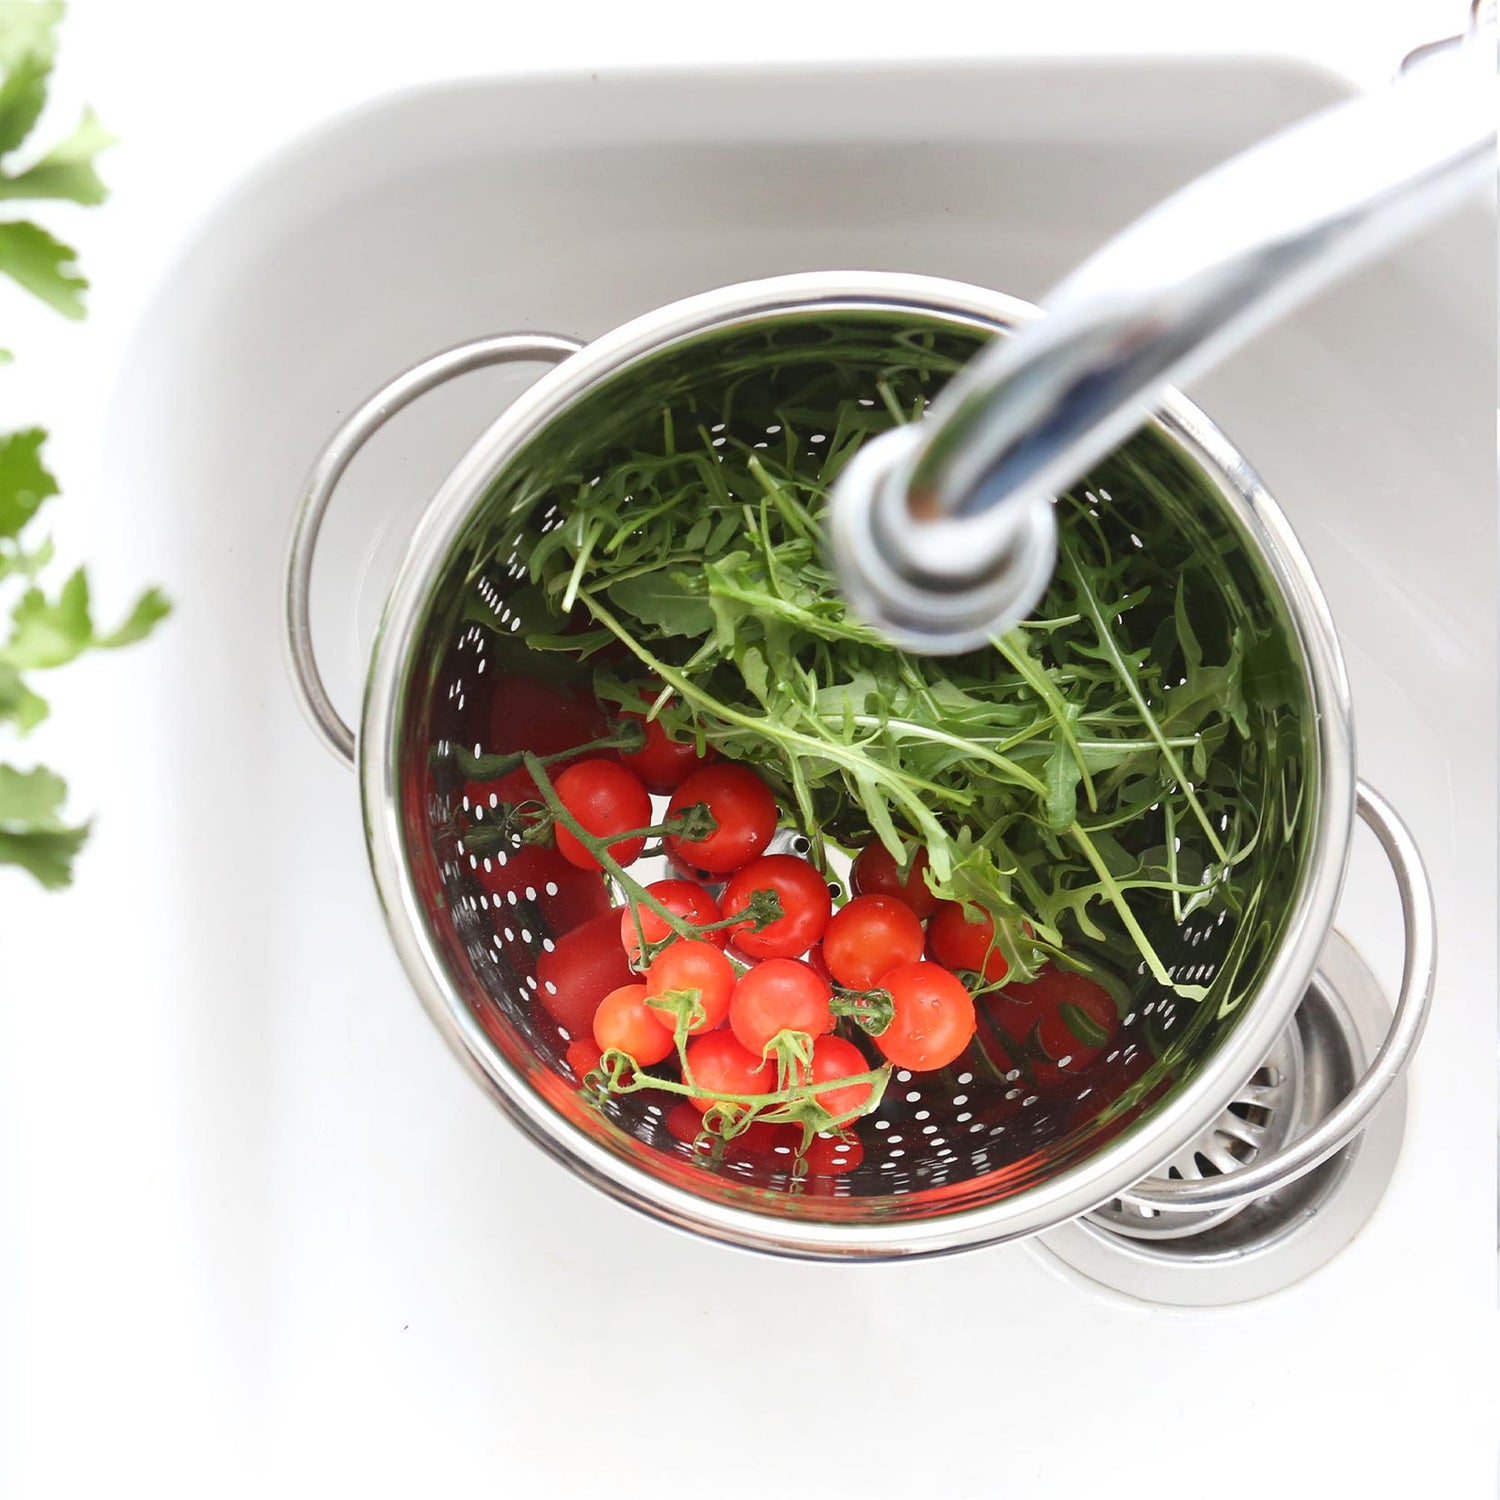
1088, 1024, 1305, 1242
1037, 930, 1407, 1305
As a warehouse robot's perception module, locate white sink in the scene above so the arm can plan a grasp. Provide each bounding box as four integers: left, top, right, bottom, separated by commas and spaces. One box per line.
7, 57, 1495, 1495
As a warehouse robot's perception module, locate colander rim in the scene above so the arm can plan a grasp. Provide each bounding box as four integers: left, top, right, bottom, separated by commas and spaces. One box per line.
357, 270, 1356, 1259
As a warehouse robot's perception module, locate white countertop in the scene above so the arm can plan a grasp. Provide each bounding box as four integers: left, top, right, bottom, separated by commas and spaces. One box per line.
1, 3, 1491, 1497
4, 0, 1469, 382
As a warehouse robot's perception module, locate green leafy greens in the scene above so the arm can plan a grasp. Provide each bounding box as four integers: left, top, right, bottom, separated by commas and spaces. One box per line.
466, 330, 1304, 1007
0, 2, 167, 887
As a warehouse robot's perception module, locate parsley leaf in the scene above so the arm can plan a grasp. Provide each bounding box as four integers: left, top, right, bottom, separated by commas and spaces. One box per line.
0, 3, 113, 311
0, 105, 112, 204
0, 760, 88, 888
0, 217, 83, 316
0, 425, 55, 536
0, 39, 47, 155
0, 5, 170, 889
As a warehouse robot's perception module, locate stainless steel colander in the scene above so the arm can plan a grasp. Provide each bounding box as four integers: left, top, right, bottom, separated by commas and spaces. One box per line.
284, 272, 1433, 1260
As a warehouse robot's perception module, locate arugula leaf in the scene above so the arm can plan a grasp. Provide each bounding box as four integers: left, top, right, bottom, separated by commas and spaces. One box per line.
474, 354, 1306, 1010
738, 644, 769, 704
606, 570, 714, 639
1043, 734, 1083, 833
1058, 1000, 1110, 1050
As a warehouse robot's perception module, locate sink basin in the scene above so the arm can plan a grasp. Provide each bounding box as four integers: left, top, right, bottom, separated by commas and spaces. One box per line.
7, 57, 1494, 1495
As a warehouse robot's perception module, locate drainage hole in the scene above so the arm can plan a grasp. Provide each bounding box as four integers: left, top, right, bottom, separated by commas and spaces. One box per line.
1227, 1100, 1272, 1128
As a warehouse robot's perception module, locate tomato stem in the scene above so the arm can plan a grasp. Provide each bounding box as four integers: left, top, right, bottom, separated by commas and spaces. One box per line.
828, 987, 894, 1037
629, 886, 786, 968
450, 719, 648, 783
762, 1027, 816, 1093
645, 986, 709, 1033
630, 894, 786, 966
518, 753, 892, 1138
528, 771, 783, 969
701, 887, 785, 936
593, 1045, 891, 1135
518, 752, 713, 952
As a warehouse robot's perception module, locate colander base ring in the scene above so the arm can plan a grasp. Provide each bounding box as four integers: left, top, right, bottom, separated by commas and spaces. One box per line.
1032, 929, 1406, 1306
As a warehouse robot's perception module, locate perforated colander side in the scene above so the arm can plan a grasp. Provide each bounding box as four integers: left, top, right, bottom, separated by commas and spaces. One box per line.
377, 286, 1335, 1240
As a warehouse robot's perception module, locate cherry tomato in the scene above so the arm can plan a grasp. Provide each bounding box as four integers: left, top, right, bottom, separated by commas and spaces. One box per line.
851, 840, 938, 919
874, 962, 977, 1071
822, 895, 926, 990
664, 845, 724, 887
666, 764, 778, 875
973, 1014, 1022, 1080
618, 712, 715, 792
728, 1120, 800, 1161
728, 958, 834, 1056
971, 1022, 1032, 1116
720, 854, 832, 960
486, 674, 606, 758
473, 839, 612, 936
804, 944, 834, 985
459, 672, 612, 882
488, 673, 603, 745
1004, 965, 1120, 1072
807, 1033, 875, 1117
430, 629, 491, 747
645, 938, 737, 1035
684, 1031, 774, 1112
802, 1131, 864, 1177
593, 983, 675, 1065
724, 1119, 800, 1166
620, 879, 726, 964
552, 759, 651, 870
564, 1038, 603, 1080
536, 907, 637, 1038
983, 984, 1038, 1047
927, 901, 1011, 985
662, 1102, 791, 1163
665, 1101, 710, 1148
465, 674, 610, 808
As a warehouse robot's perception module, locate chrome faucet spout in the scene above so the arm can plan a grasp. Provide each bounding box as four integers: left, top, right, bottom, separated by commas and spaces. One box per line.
830, 41, 1496, 654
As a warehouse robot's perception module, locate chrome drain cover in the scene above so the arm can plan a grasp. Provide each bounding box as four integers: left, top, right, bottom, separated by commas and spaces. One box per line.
1088, 1024, 1306, 1241
1034, 931, 1407, 1306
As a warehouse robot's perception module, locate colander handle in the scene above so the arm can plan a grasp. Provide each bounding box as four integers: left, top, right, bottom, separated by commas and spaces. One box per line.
284, 334, 585, 765
1119, 781, 1437, 1216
